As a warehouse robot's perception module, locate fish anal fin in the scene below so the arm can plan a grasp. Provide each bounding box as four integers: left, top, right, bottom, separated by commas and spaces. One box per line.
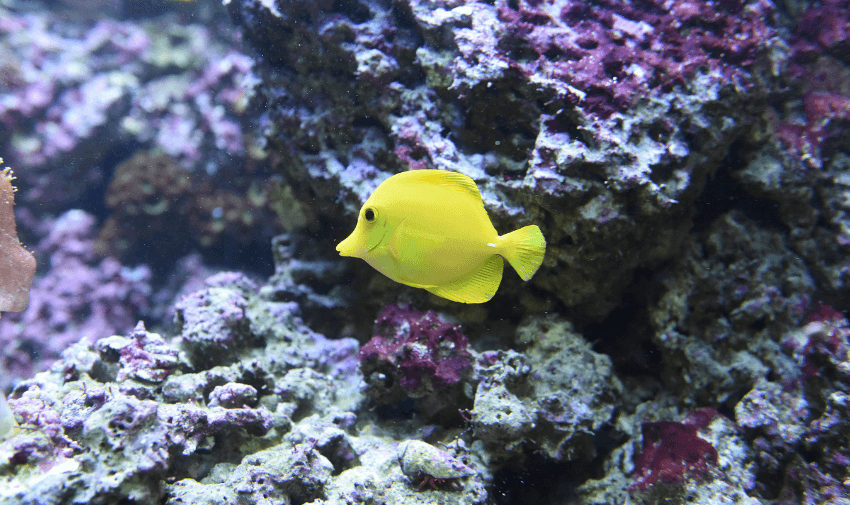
426, 255, 503, 303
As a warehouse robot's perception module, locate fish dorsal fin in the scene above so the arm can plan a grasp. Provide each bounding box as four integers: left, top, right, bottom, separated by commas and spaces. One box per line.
391, 170, 483, 205
426, 255, 503, 303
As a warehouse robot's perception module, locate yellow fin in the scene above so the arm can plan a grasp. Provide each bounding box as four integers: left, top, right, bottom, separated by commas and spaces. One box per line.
426, 255, 503, 303
499, 225, 546, 281
389, 170, 483, 205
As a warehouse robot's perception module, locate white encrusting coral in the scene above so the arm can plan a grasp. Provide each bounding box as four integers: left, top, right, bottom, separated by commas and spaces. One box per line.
0, 390, 16, 440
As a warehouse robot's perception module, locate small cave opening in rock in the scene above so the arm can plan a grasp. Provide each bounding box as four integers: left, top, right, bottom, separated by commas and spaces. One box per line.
691, 140, 783, 233
455, 82, 540, 162
585, 268, 664, 382
489, 446, 622, 505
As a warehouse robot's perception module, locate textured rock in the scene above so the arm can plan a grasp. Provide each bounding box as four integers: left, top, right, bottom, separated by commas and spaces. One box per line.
473, 316, 622, 461
648, 211, 814, 405
631, 409, 758, 505
4, 0, 850, 503
360, 303, 476, 410
228, 0, 784, 320
0, 210, 151, 390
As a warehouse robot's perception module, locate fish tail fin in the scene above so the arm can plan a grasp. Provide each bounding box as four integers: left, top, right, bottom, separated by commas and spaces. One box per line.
499, 225, 546, 281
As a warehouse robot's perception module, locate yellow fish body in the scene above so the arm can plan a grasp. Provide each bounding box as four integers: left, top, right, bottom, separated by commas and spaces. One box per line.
336, 170, 546, 303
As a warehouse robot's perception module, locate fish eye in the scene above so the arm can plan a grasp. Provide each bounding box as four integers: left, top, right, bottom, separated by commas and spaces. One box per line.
364, 208, 376, 222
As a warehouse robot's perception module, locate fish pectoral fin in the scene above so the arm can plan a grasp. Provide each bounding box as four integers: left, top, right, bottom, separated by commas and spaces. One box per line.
426, 255, 504, 304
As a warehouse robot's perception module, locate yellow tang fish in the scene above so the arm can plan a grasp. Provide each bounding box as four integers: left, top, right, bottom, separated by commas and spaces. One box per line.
336, 169, 546, 303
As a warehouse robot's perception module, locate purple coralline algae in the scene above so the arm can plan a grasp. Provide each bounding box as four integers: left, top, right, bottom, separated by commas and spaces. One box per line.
0, 12, 255, 206
451, 0, 772, 115
775, 0, 850, 170
1, 267, 492, 504
649, 211, 814, 405
96, 322, 179, 384
174, 282, 254, 368
5, 0, 850, 502
0, 271, 372, 504
626, 407, 759, 504
729, 1, 850, 309
208, 382, 258, 409
631, 409, 720, 491
359, 303, 475, 405
733, 307, 850, 504
0, 6, 288, 282
0, 210, 151, 391
228, 0, 784, 318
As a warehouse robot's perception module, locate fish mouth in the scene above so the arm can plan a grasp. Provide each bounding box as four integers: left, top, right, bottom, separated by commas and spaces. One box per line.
336, 225, 388, 257
336, 235, 358, 257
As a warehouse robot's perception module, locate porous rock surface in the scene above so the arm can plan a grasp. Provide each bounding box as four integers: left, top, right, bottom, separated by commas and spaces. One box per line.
228, 0, 783, 319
